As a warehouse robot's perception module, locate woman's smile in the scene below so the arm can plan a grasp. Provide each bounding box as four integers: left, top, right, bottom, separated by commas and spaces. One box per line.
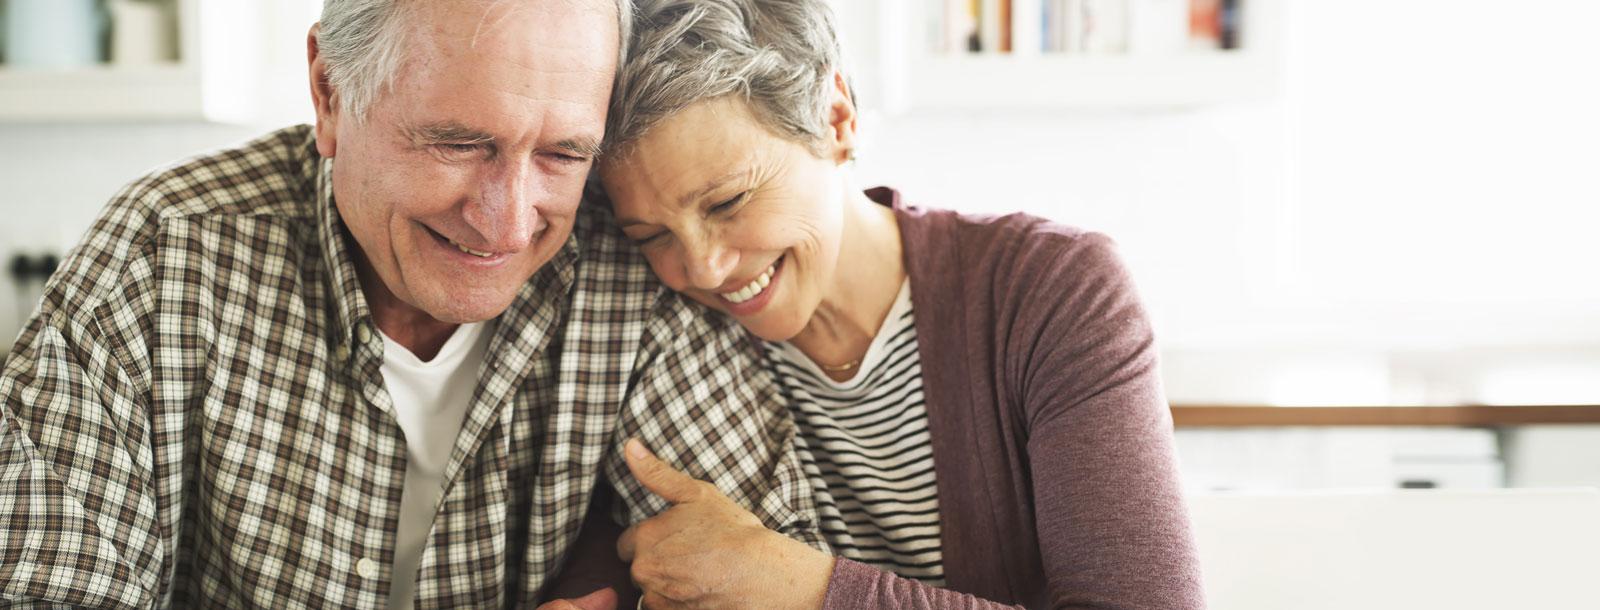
715, 253, 785, 316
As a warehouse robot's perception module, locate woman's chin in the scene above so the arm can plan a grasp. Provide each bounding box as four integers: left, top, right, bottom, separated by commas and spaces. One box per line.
685, 289, 807, 342
733, 311, 809, 344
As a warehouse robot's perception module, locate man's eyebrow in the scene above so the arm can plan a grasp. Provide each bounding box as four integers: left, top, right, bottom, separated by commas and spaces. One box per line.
407, 122, 496, 144
555, 137, 603, 158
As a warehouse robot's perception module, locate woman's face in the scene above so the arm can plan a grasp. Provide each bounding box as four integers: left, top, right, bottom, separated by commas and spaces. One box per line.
600, 97, 850, 342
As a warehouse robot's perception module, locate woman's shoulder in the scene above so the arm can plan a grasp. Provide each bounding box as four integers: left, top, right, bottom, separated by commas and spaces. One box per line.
889, 194, 1128, 296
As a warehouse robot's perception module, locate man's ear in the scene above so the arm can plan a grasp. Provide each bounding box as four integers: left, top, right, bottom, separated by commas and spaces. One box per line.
824, 70, 858, 165
307, 24, 340, 159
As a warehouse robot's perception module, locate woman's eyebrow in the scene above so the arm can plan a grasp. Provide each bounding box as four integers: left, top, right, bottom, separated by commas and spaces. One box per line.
679, 168, 750, 208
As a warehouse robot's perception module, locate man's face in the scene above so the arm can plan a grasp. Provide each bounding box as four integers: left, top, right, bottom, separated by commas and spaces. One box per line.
315, 0, 617, 325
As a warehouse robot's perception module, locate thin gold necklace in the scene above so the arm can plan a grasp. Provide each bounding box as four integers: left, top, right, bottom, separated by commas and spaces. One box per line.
818, 359, 862, 373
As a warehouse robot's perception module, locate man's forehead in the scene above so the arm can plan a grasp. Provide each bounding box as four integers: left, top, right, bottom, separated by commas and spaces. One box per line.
409, 0, 617, 42
382, 0, 618, 118
398, 0, 619, 84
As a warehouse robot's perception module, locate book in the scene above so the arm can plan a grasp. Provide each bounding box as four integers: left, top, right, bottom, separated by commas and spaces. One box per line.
981, 0, 1005, 52
1083, 0, 1130, 54
1129, 0, 1188, 56
1013, 0, 1043, 55
1064, 0, 1086, 53
1000, 0, 1014, 52
1189, 0, 1222, 51
1219, 0, 1242, 50
944, 0, 980, 53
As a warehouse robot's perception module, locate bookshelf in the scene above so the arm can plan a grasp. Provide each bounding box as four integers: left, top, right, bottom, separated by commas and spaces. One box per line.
837, 0, 1284, 112
0, 0, 315, 123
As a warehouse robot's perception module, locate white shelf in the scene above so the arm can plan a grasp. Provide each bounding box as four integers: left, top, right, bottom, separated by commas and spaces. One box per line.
0, 0, 318, 124
0, 65, 206, 122
838, 0, 1285, 113
903, 51, 1278, 109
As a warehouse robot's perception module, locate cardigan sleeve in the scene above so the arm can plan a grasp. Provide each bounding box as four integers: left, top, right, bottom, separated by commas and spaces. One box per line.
1011, 232, 1206, 610
820, 228, 1204, 610
823, 559, 1024, 610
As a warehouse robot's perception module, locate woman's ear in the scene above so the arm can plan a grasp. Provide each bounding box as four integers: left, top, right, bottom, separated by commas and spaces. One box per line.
307, 23, 340, 159
825, 70, 858, 165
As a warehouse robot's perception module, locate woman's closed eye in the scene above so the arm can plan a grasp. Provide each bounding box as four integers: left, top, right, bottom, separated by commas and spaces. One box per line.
629, 230, 670, 247
709, 192, 747, 215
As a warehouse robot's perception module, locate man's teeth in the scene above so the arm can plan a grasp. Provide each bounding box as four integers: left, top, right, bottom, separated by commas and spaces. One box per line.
449, 238, 494, 258
722, 261, 777, 304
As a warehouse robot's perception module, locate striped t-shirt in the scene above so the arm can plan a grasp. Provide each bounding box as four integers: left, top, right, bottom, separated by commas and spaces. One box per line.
765, 280, 945, 585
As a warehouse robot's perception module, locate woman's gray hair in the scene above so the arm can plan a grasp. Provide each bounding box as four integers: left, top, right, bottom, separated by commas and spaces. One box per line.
606, 0, 844, 156
318, 0, 635, 122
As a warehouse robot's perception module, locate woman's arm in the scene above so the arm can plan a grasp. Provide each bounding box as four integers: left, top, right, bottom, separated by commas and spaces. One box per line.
818, 232, 1205, 610
820, 560, 1023, 610
1014, 233, 1206, 609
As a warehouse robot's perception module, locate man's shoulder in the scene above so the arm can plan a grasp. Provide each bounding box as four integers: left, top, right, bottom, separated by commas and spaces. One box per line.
127, 124, 322, 223
567, 201, 740, 341
47, 126, 324, 317
569, 200, 661, 294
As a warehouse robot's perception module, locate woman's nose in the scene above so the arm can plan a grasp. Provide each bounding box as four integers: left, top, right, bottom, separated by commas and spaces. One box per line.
682, 239, 738, 291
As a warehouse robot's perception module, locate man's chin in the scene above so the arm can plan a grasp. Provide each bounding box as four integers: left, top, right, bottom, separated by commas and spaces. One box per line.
419, 290, 520, 325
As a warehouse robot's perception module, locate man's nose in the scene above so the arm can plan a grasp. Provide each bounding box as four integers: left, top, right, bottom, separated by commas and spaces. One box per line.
464, 162, 545, 252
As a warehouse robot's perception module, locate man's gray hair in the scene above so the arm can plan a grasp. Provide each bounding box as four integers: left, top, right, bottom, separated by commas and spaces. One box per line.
606, 0, 843, 156
318, 0, 635, 122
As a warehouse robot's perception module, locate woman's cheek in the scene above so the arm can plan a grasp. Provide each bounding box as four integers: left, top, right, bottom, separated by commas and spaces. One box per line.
644, 250, 688, 292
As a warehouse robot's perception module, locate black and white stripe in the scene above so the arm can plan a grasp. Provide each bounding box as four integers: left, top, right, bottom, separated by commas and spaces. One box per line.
766, 282, 945, 585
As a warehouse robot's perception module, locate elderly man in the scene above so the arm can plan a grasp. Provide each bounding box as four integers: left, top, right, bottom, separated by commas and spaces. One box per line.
0, 1, 819, 608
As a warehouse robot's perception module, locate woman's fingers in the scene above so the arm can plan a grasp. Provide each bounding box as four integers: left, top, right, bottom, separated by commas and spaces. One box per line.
624, 438, 708, 505
535, 587, 619, 610
617, 523, 639, 562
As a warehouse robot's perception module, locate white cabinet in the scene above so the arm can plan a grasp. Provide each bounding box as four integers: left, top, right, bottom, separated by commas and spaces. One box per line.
0, 0, 319, 123
834, 0, 1284, 113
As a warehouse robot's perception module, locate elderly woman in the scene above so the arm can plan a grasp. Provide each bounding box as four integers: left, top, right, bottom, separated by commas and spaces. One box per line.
583, 0, 1206, 608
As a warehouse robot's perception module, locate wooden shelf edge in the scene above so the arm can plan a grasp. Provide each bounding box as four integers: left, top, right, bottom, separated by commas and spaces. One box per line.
1171, 405, 1600, 428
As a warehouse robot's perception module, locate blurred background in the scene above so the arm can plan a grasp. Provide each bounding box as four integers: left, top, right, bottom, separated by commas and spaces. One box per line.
1, 0, 1597, 494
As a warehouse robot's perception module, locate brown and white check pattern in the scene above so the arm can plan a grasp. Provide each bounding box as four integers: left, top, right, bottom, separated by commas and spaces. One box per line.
0, 126, 823, 609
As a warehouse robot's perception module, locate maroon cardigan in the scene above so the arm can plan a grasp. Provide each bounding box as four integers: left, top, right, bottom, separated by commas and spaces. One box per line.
816, 188, 1205, 609
545, 189, 1205, 609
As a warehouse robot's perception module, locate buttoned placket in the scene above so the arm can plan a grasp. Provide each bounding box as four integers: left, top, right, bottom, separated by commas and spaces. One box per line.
346, 316, 408, 597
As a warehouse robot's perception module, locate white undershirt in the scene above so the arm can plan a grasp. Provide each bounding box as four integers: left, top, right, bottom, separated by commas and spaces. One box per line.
376, 321, 493, 610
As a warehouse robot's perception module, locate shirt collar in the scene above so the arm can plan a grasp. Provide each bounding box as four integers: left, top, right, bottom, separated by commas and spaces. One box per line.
313, 156, 374, 350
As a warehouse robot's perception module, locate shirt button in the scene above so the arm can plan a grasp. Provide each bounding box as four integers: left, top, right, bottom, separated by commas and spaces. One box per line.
355, 557, 379, 579
333, 344, 351, 363
356, 324, 373, 344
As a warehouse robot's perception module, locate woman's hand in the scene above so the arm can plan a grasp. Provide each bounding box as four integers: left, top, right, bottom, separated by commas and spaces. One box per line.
536, 587, 618, 610
618, 438, 835, 610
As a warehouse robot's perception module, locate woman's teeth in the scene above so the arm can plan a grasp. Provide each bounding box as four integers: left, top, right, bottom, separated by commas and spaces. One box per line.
722, 260, 778, 304
448, 237, 494, 258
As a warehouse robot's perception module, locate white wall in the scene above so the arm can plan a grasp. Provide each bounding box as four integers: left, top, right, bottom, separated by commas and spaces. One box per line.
2, 0, 1597, 407
844, 0, 1600, 404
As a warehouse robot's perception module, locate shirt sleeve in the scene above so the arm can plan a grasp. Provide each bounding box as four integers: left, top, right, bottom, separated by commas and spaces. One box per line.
2, 182, 172, 609
601, 291, 827, 552
1, 310, 163, 609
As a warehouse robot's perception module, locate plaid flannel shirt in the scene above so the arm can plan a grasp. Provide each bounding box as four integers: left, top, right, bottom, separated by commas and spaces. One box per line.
0, 126, 823, 609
